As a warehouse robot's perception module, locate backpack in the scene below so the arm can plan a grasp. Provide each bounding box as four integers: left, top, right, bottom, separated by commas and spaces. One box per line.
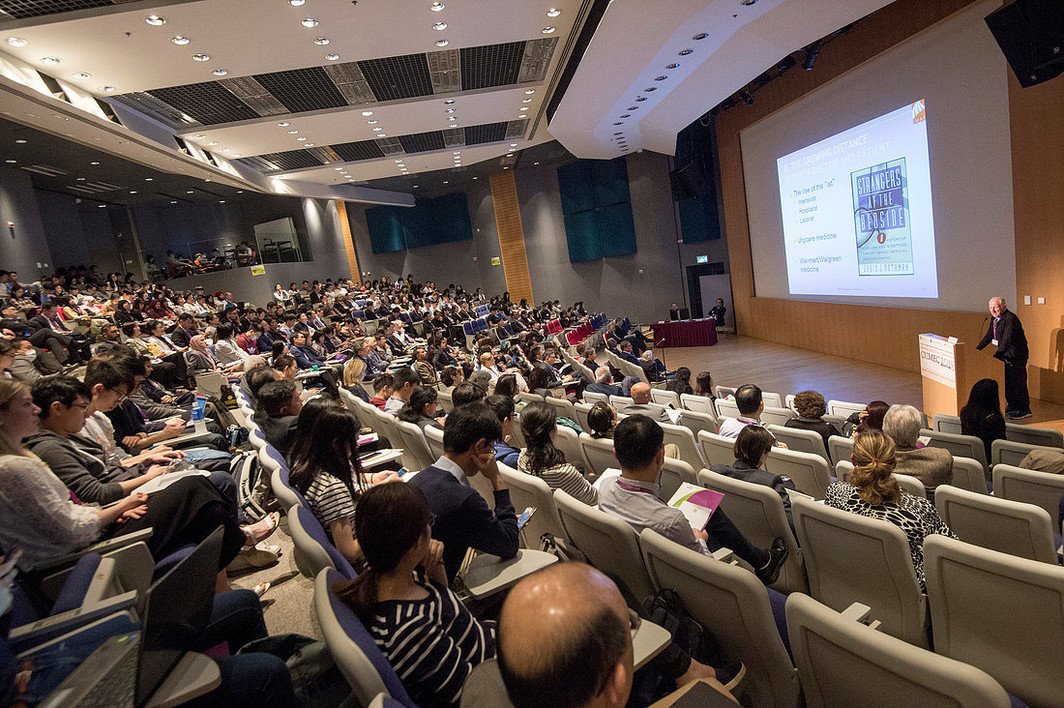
230, 450, 270, 521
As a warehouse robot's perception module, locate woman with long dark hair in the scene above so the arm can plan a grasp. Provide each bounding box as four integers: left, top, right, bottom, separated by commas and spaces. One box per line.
694, 371, 715, 400
397, 385, 445, 431
844, 400, 890, 438
333, 483, 494, 707
959, 378, 1007, 462
666, 366, 694, 396
517, 402, 597, 504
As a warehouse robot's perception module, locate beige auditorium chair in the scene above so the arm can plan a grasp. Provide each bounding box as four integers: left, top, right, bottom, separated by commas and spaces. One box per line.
786, 593, 1010, 708
791, 496, 930, 648
572, 401, 593, 432
544, 395, 576, 422
579, 436, 618, 477
949, 456, 990, 493
391, 419, 435, 471
498, 464, 579, 558
650, 388, 680, 409
932, 413, 963, 435
698, 430, 739, 467
765, 448, 833, 499
827, 399, 866, 418
766, 424, 829, 461
761, 406, 798, 427
678, 409, 718, 437
827, 434, 854, 466
422, 424, 446, 461
659, 422, 705, 468
919, 428, 987, 470
934, 485, 1057, 563
657, 457, 697, 502
609, 394, 634, 414
924, 535, 1064, 707
679, 393, 716, 416
552, 425, 585, 469
991, 438, 1059, 468
1004, 422, 1064, 449
716, 398, 741, 420
639, 528, 800, 707
992, 463, 1064, 520
582, 390, 608, 405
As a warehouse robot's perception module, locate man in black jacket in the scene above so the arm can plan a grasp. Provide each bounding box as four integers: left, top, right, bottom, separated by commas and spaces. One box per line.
976, 297, 1031, 419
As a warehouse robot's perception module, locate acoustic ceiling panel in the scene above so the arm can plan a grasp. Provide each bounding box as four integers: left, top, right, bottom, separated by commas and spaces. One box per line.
399, 130, 446, 154
358, 52, 434, 102
238, 149, 323, 172
460, 41, 525, 90
253, 66, 348, 114
0, 0, 113, 19
332, 140, 386, 162
465, 122, 508, 145
147, 83, 259, 126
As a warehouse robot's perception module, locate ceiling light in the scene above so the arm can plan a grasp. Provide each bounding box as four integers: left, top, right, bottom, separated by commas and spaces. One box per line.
361, 110, 373, 116
620, 114, 631, 118
448, 116, 457, 121
129, 190, 138, 194
452, 151, 460, 155
277, 121, 289, 127
541, 26, 556, 34
191, 53, 210, 61
443, 180, 449, 184
448, 125, 458, 129
506, 153, 514, 157
534, 161, 540, 165
170, 200, 178, 204
546, 8, 561, 17
212, 68, 228, 76
520, 107, 529, 111
145, 15, 166, 26
627, 106, 639, 111
430, 2, 445, 11
170, 36, 190, 45
72, 71, 91, 79
434, 39, 449, 47
97, 204, 106, 208
6, 37, 28, 48
207, 140, 218, 145
472, 176, 478, 180
521, 98, 533, 104
187, 190, 194, 194
76, 176, 86, 181
287, 0, 305, 5
301, 18, 319, 27
693, 32, 708, 40
413, 185, 419, 188
679, 49, 693, 56
90, 161, 100, 165
41, 56, 60, 65
314, 37, 330, 45
372, 127, 383, 132
643, 87, 657, 92
219, 200, 226, 203
144, 177, 154, 181
378, 134, 387, 137
367, 119, 378, 124
99, 85, 116, 92
4, 159, 15, 164
444, 108, 456, 115
739, 90, 754, 105
324, 53, 340, 60
14, 139, 26, 144
336, 167, 344, 170
237, 190, 243, 193
803, 41, 820, 71
232, 153, 241, 157
613, 121, 623, 125
635, 96, 647, 102
741, 0, 759, 5
433, 22, 447, 31
287, 129, 299, 134
296, 136, 307, 141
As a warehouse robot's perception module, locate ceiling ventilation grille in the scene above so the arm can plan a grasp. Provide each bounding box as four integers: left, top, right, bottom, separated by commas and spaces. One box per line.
460, 42, 524, 91
253, 67, 347, 113
0, 0, 114, 20
359, 52, 434, 101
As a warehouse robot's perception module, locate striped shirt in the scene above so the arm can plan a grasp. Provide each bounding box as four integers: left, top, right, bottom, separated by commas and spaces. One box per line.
371, 578, 495, 707
304, 472, 357, 538
517, 450, 598, 505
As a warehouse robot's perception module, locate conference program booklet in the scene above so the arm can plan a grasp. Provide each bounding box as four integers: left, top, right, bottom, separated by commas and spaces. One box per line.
667, 482, 725, 532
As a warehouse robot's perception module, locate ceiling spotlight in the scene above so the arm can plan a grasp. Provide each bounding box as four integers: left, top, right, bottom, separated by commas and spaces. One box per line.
41, 56, 60, 65
76, 176, 85, 180
191, 53, 210, 61
14, 139, 26, 144
449, 125, 458, 128
314, 37, 330, 45
72, 71, 91, 79
452, 151, 460, 155
90, 161, 100, 165
372, 127, 383, 132
187, 190, 194, 194
741, 0, 759, 5
472, 176, 478, 180
541, 26, 556, 34
170, 36, 190, 45
3, 159, 15, 164
367, 119, 378, 124
325, 53, 340, 60
170, 200, 178, 204
693, 32, 708, 40
219, 200, 226, 204
277, 121, 290, 126
6, 37, 28, 48
306, 143, 315, 147
288, 129, 299, 134
509, 143, 517, 147
520, 107, 529, 111
522, 98, 532, 103
613, 121, 623, 125
296, 136, 307, 141
287, 0, 306, 5
129, 190, 138, 194
444, 99, 455, 105
443, 180, 449, 184
634, 96, 647, 102
413, 185, 419, 188
361, 110, 373, 116
378, 133, 387, 137
432, 21, 447, 30
803, 41, 820, 70
194, 133, 205, 138
145, 15, 166, 26
546, 8, 561, 17
666, 63, 680, 69
144, 177, 154, 181
524, 89, 536, 95
739, 90, 754, 105
430, 2, 445, 11
212, 68, 228, 76
301, 18, 319, 27
434, 39, 449, 47
99, 85, 116, 92
97, 204, 106, 208
678, 48, 693, 56
448, 116, 457, 120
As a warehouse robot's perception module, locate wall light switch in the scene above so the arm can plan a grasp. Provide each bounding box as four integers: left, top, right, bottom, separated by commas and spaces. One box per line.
1037, 297, 1046, 305
1024, 295, 1032, 305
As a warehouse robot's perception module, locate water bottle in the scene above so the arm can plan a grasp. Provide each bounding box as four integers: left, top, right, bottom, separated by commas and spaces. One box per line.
191, 394, 208, 435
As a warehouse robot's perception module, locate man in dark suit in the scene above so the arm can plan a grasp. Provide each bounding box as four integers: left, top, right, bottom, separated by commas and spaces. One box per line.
585, 366, 625, 397
27, 303, 90, 364
251, 380, 304, 457
169, 313, 199, 349
976, 297, 1031, 419
408, 403, 519, 581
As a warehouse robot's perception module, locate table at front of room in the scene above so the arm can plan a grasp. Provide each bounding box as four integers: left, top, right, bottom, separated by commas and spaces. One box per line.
650, 319, 719, 348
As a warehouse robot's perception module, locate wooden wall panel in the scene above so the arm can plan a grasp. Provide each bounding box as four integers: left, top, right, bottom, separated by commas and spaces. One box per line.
489, 171, 534, 304
335, 200, 362, 285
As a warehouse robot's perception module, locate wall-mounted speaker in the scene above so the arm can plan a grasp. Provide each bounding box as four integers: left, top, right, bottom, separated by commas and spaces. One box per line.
985, 0, 1063, 88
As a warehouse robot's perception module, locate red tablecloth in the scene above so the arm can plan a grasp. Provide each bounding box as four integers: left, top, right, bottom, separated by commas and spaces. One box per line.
651, 319, 718, 348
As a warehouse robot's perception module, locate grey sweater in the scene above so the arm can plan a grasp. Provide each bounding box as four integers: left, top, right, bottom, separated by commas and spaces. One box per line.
25, 429, 139, 505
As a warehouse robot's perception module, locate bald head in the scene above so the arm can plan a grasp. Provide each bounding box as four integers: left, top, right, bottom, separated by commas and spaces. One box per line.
498, 563, 633, 708
630, 382, 651, 404
988, 297, 1006, 318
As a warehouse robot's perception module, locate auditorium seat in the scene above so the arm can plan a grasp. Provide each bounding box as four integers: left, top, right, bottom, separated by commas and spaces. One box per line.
933, 485, 1056, 564
650, 388, 680, 409
698, 430, 741, 467
991, 464, 1064, 521
766, 424, 829, 461
761, 406, 799, 427
1004, 423, 1064, 449
572, 401, 592, 431
785, 593, 1010, 708
923, 535, 1064, 707
516, 391, 545, 406
931, 413, 963, 435
716, 398, 741, 419
578, 436, 618, 477
678, 409, 718, 437
949, 456, 991, 493
422, 424, 446, 462
827, 400, 866, 418
791, 496, 930, 648
659, 422, 705, 468
639, 528, 799, 707
437, 388, 453, 412
919, 429, 987, 470
990, 439, 1058, 468
658, 457, 697, 502
679, 393, 716, 417
498, 464, 578, 558
698, 470, 807, 594
392, 420, 435, 471
582, 390, 609, 405
833, 461, 925, 498
765, 448, 833, 500
761, 392, 784, 408
714, 385, 737, 400
261, 444, 305, 512
827, 435, 854, 466
552, 425, 585, 469
289, 504, 357, 579
544, 395, 576, 422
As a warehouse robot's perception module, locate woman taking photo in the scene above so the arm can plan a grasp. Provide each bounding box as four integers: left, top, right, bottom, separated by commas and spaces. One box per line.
334, 482, 494, 708
517, 402, 597, 505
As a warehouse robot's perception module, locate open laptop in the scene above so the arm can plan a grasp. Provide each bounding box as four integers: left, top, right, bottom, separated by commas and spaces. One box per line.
41, 526, 223, 707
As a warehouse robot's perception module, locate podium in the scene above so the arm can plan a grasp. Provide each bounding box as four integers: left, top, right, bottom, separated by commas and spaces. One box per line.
918, 333, 1003, 424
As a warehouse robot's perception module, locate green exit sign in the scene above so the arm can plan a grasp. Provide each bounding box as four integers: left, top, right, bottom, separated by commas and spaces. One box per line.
696, 255, 709, 264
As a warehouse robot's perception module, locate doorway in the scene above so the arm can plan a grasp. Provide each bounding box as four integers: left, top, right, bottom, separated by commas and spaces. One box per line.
685, 262, 725, 319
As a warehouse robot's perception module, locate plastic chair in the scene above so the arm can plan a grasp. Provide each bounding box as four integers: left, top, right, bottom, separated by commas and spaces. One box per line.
552, 425, 585, 469
545, 395, 576, 422
761, 406, 798, 427
289, 504, 357, 579
572, 401, 592, 432
766, 424, 829, 461
423, 424, 446, 462
934, 485, 1056, 563
949, 456, 990, 493
697, 430, 739, 467
609, 395, 634, 414
1004, 422, 1064, 449
679, 409, 718, 437
658, 457, 697, 502
716, 398, 741, 419
260, 444, 304, 512
650, 389, 680, 408
499, 465, 580, 558
582, 391, 608, 405
765, 447, 833, 500
992, 463, 1064, 520
680, 393, 715, 416
578, 436, 617, 477
660, 422, 706, 468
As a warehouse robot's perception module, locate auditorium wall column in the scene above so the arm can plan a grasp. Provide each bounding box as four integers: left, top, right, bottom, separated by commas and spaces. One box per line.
490, 170, 535, 304
334, 200, 362, 285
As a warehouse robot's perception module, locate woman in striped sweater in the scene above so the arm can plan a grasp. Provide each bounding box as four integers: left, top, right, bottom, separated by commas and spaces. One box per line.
334, 483, 495, 708
516, 401, 598, 505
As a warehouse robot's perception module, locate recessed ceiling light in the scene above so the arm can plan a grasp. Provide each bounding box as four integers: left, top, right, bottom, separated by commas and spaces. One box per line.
472, 176, 478, 180
296, 136, 307, 141
367, 119, 378, 124
129, 190, 138, 194
643, 87, 657, 92
40, 56, 60, 65
97, 204, 106, 208
6, 37, 28, 48
520, 107, 529, 111
378, 134, 387, 137
434, 39, 449, 47
90, 161, 100, 165
541, 26, 556, 34
219, 200, 226, 203
170, 36, 190, 45
666, 63, 680, 69
443, 180, 449, 184
14, 139, 26, 144
336, 167, 344, 170
237, 190, 243, 193
613, 121, 623, 125
620, 114, 631, 118
212, 68, 228, 76
654, 75, 667, 81
627, 106, 638, 111
693, 32, 708, 40
452, 151, 460, 155
191, 53, 210, 61
372, 127, 383, 132
444, 99, 455, 105
4, 159, 15, 164
207, 140, 218, 145
288, 129, 299, 134
506, 153, 514, 157
277, 121, 289, 127
448, 116, 457, 121
170, 200, 178, 204
430, 2, 445, 11
145, 177, 154, 181
76, 176, 86, 180
187, 190, 194, 194
546, 8, 561, 17
146, 15, 166, 26
394, 159, 404, 163
361, 110, 373, 116
325, 53, 340, 61
99, 85, 116, 92
678, 48, 693, 56
534, 161, 540, 165
413, 185, 419, 188
287, 0, 305, 5
314, 37, 330, 45
614, 132, 623, 135
432, 22, 447, 30
72, 71, 91, 79
301, 18, 319, 27
634, 96, 647, 102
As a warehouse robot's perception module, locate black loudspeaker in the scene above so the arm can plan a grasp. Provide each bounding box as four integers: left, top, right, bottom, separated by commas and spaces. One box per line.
985, 0, 1063, 88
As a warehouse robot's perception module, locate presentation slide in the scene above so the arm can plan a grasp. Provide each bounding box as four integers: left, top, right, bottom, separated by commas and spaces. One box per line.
775, 101, 938, 298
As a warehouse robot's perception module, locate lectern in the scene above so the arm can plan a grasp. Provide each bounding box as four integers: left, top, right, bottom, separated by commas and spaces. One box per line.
918, 333, 1003, 424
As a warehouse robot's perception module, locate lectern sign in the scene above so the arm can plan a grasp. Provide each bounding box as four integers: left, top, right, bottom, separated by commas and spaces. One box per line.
918, 334, 956, 388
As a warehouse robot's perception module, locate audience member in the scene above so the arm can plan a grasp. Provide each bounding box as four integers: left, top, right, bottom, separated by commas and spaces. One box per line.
384, 367, 419, 414
397, 386, 446, 431
485, 394, 521, 468
451, 380, 487, 409
716, 384, 765, 438
253, 379, 303, 456
586, 366, 624, 397
883, 404, 953, 495
625, 382, 673, 424
710, 425, 797, 528
784, 390, 841, 451
959, 378, 1007, 463
586, 401, 618, 439
843, 400, 889, 438
665, 366, 693, 396
517, 402, 597, 504
368, 373, 394, 410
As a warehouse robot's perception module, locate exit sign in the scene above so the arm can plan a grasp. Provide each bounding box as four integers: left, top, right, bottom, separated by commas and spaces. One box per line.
696, 255, 709, 264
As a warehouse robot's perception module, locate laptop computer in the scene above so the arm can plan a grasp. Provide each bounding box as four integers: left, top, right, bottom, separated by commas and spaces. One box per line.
40, 526, 223, 707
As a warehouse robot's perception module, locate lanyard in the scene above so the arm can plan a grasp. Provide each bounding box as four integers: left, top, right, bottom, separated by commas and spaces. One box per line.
615, 480, 658, 496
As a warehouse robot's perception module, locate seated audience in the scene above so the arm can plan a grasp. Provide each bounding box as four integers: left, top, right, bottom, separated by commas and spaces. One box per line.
598, 415, 788, 586
408, 403, 519, 580
959, 378, 1006, 463
413, 347, 439, 385
665, 366, 693, 396
397, 385, 446, 431
716, 384, 766, 438
1019, 448, 1064, 475
384, 367, 419, 414
625, 382, 673, 424
517, 402, 597, 504
843, 400, 890, 438
784, 390, 841, 451
711, 426, 797, 528
694, 371, 715, 400
825, 431, 956, 590
440, 365, 464, 391
586, 401, 618, 439
334, 483, 494, 708
368, 372, 394, 410
485, 394, 521, 468
342, 356, 371, 402
586, 366, 624, 398
883, 404, 953, 494
451, 380, 487, 409
252, 379, 303, 456
493, 372, 520, 400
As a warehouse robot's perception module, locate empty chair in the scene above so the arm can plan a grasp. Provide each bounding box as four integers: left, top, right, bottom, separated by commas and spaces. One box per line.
659, 422, 705, 468
679, 393, 715, 416
791, 496, 930, 647
716, 398, 741, 419
827, 435, 854, 466
991, 438, 1057, 467
827, 400, 866, 418
1004, 422, 1064, 449
786, 593, 1010, 708
765, 447, 833, 500
582, 390, 608, 405
699, 469, 807, 594
714, 385, 736, 400
761, 392, 783, 408
934, 485, 1056, 563
609, 395, 634, 414
516, 391, 545, 405
822, 414, 847, 429
639, 528, 800, 707
924, 535, 1064, 707
932, 413, 963, 435
761, 406, 798, 427
698, 430, 740, 467
544, 395, 576, 422
950, 455, 991, 493
392, 420, 435, 471
554, 489, 654, 604
289, 504, 357, 579
992, 463, 1064, 520
679, 409, 718, 436
919, 429, 987, 469
650, 388, 680, 408
579, 436, 618, 477
766, 424, 829, 461
657, 457, 697, 503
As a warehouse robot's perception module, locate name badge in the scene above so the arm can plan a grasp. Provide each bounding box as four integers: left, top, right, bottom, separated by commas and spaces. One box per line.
992, 339, 998, 347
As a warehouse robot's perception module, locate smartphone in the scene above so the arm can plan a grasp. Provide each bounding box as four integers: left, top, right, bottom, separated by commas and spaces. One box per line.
517, 506, 537, 530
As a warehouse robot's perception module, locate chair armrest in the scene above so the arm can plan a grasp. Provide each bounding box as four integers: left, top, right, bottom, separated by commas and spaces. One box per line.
32, 529, 154, 578
165, 432, 216, 449
460, 549, 558, 600
8, 591, 138, 653
841, 601, 880, 630
709, 547, 736, 565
